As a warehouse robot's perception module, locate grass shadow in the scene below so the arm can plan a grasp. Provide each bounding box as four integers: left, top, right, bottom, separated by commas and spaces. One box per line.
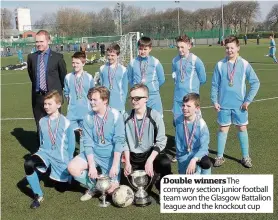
209, 149, 241, 164
17, 170, 86, 199
11, 128, 38, 154
163, 134, 176, 160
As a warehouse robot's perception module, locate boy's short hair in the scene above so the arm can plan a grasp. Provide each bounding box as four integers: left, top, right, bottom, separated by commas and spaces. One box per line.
129, 83, 149, 97
137, 36, 152, 47
183, 93, 200, 107
106, 43, 120, 55
87, 86, 110, 103
176, 35, 191, 43
36, 30, 50, 40
44, 90, 62, 104
72, 52, 86, 64
224, 36, 240, 47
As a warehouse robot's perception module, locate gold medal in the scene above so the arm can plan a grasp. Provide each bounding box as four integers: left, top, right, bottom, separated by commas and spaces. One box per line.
229, 81, 233, 87
138, 140, 142, 145
100, 136, 105, 144
109, 85, 113, 90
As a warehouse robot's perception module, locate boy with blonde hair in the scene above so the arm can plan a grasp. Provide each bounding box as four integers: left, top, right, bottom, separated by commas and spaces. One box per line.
24, 90, 75, 209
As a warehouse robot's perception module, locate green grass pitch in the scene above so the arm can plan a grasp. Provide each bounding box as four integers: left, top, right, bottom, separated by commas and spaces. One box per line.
1, 43, 278, 219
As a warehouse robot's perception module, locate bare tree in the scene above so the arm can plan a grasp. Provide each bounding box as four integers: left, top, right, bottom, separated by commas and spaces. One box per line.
33, 12, 57, 30
207, 8, 221, 30
240, 1, 260, 33
1, 8, 13, 38
265, 4, 278, 31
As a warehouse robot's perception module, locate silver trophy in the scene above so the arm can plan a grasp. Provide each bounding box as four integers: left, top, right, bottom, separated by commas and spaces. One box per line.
127, 170, 152, 207
96, 175, 111, 207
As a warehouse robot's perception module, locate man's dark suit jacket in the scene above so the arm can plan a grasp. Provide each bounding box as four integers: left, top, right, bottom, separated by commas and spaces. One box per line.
27, 50, 67, 98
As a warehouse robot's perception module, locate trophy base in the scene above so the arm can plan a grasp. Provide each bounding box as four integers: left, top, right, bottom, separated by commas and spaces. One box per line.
99, 201, 110, 208
134, 196, 152, 207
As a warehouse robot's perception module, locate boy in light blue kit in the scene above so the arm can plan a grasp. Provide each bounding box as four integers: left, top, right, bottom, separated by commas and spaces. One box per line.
17, 48, 24, 63
175, 93, 211, 175
127, 36, 165, 116
99, 43, 128, 113
64, 52, 95, 152
172, 35, 206, 120
68, 86, 126, 201
23, 90, 75, 209
264, 35, 277, 63
211, 36, 260, 168
171, 35, 206, 163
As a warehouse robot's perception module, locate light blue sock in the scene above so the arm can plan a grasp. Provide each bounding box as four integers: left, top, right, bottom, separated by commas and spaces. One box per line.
238, 130, 249, 158
201, 168, 211, 175
26, 172, 43, 197
217, 131, 228, 157
273, 55, 277, 63
74, 170, 95, 190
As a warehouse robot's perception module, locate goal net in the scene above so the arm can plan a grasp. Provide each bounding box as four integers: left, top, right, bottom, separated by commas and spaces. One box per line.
117, 32, 140, 65
82, 32, 140, 65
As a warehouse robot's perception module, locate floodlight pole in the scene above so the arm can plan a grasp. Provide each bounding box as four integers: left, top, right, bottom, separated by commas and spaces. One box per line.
221, 0, 224, 38
1, 12, 5, 39
175, 1, 180, 36
117, 2, 123, 36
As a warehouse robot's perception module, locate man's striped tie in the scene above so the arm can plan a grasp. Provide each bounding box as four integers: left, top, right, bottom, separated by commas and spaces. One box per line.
39, 52, 47, 91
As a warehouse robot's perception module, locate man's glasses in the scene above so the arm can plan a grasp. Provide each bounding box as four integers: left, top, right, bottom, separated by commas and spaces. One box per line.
129, 96, 147, 102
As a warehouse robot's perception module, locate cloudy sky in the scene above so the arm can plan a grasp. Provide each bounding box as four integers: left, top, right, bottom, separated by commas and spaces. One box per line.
2, 0, 276, 25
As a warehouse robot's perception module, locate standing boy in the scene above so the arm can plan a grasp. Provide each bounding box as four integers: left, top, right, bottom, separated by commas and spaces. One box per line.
172, 35, 206, 120
99, 43, 128, 113
123, 84, 171, 194
67, 87, 126, 201
264, 35, 277, 63
174, 93, 211, 175
64, 52, 95, 152
17, 48, 24, 63
211, 36, 260, 168
23, 90, 75, 209
127, 36, 165, 116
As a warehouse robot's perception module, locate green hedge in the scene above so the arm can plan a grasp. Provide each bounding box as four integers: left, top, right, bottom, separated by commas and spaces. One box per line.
237, 32, 278, 39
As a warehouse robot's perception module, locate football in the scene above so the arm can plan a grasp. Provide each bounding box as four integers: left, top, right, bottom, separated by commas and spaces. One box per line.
112, 185, 134, 208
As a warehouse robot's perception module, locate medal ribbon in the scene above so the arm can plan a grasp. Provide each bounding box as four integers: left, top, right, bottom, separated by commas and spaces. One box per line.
227, 57, 238, 84
74, 72, 84, 99
179, 53, 191, 81
94, 107, 109, 142
183, 117, 198, 152
133, 111, 147, 144
140, 58, 148, 82
48, 114, 61, 147
108, 63, 118, 89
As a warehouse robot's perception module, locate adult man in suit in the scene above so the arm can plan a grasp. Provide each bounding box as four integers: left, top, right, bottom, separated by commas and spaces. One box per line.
27, 30, 67, 146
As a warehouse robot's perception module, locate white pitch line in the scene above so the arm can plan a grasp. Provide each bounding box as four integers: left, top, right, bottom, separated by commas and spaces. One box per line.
2, 97, 278, 120
1, 82, 31, 85
1, 118, 34, 120
0, 72, 26, 76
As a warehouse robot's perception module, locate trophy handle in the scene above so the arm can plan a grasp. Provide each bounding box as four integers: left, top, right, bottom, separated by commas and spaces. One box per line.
144, 176, 153, 191
125, 175, 138, 190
